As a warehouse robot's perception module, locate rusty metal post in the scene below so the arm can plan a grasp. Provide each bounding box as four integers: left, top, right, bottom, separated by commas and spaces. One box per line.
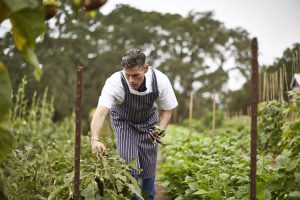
250, 38, 258, 200
74, 66, 83, 200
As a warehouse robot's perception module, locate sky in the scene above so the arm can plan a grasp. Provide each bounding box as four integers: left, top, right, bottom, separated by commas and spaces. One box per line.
101, 0, 300, 66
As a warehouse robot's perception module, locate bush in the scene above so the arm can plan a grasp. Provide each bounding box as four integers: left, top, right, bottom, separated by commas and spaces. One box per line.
1, 81, 142, 200
160, 125, 251, 200
258, 101, 288, 153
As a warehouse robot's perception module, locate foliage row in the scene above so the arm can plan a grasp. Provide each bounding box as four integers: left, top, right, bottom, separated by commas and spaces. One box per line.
2, 81, 143, 200
160, 93, 300, 199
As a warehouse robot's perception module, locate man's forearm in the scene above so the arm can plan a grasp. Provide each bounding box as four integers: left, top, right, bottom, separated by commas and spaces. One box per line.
90, 106, 109, 139
91, 115, 105, 139
158, 110, 172, 129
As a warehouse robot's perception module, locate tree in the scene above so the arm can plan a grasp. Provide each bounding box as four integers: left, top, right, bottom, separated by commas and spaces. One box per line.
2, 4, 253, 123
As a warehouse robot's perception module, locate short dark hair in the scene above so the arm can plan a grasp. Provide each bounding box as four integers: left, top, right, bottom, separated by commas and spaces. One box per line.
121, 49, 146, 68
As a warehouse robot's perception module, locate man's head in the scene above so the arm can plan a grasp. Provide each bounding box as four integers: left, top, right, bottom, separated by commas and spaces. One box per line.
121, 49, 149, 90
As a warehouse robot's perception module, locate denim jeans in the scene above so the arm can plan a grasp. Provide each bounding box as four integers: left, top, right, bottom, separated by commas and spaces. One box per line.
131, 174, 155, 200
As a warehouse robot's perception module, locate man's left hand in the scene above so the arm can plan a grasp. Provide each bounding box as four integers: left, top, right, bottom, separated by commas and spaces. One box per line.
149, 125, 166, 144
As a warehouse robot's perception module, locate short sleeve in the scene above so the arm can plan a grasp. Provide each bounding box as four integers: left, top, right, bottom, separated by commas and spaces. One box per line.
156, 71, 178, 110
97, 73, 125, 109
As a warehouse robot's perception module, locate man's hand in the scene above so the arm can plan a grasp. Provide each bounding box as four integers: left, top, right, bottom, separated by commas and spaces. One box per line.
149, 125, 166, 144
91, 139, 107, 155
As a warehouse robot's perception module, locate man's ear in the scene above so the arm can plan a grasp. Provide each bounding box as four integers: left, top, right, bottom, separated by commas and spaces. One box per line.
144, 64, 149, 73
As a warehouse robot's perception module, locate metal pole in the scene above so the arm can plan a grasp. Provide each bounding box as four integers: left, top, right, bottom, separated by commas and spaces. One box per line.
74, 66, 83, 200
250, 38, 258, 200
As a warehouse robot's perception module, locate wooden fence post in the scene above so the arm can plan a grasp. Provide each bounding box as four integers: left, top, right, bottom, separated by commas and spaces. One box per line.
188, 92, 194, 136
212, 93, 216, 131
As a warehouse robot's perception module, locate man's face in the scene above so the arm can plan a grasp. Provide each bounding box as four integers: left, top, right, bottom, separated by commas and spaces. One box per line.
124, 64, 148, 90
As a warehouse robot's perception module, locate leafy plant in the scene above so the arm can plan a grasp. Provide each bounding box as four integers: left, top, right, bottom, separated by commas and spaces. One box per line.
160, 108, 300, 200
258, 101, 288, 153
160, 125, 251, 200
2, 82, 143, 199
259, 91, 300, 199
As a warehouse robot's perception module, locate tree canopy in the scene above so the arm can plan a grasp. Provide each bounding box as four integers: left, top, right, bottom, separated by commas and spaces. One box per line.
1, 4, 253, 122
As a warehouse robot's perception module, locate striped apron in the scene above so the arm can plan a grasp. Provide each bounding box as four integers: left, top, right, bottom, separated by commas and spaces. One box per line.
110, 69, 159, 178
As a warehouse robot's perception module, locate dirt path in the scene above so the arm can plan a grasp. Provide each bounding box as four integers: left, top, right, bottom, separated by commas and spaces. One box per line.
155, 180, 170, 200
155, 149, 171, 200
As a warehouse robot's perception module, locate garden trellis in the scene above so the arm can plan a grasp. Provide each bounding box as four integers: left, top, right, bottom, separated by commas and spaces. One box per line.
261, 48, 300, 102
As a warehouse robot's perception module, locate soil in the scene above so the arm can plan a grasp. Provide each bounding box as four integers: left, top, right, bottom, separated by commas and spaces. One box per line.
155, 148, 171, 200
155, 180, 171, 200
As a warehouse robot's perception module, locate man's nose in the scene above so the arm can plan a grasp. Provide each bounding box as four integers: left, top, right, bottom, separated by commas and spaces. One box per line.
128, 76, 134, 83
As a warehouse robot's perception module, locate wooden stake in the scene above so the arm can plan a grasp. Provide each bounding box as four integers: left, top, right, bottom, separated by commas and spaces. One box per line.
270, 72, 273, 100
292, 53, 295, 75
212, 93, 216, 131
281, 66, 285, 102
188, 92, 194, 136
298, 48, 300, 72
263, 72, 266, 101
259, 72, 262, 102
283, 64, 289, 91
279, 67, 283, 102
295, 51, 298, 73
273, 72, 276, 100
266, 72, 269, 101
297, 50, 300, 73
274, 72, 277, 100
275, 72, 278, 101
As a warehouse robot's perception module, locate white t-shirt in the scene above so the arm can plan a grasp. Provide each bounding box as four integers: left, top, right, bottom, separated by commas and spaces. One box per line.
98, 67, 178, 110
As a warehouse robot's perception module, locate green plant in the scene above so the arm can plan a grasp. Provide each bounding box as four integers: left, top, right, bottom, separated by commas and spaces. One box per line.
160, 110, 299, 199
160, 125, 251, 200
2, 82, 143, 199
43, 0, 61, 6
258, 101, 288, 153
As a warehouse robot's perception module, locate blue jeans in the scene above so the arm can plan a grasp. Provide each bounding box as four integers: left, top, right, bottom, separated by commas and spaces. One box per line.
131, 174, 155, 200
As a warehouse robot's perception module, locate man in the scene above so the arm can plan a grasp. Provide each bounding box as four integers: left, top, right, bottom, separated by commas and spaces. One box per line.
90, 48, 178, 200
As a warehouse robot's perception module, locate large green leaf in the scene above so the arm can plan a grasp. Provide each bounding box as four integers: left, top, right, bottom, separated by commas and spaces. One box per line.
1, 0, 38, 12
0, 62, 12, 121
0, 61, 13, 200
0, 62, 15, 163
81, 181, 98, 200
23, 47, 42, 80
0, 125, 15, 163
1, 0, 45, 80
0, 170, 8, 200
9, 1, 45, 80
10, 5, 45, 50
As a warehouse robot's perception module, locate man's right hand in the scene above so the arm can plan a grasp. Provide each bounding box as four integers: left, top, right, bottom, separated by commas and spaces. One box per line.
90, 106, 110, 155
91, 140, 107, 155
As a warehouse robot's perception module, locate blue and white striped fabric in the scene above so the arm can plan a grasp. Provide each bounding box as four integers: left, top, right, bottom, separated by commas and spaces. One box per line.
110, 68, 159, 178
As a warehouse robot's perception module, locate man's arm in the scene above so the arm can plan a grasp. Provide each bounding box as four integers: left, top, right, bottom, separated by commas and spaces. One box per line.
158, 109, 172, 129
90, 105, 110, 153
